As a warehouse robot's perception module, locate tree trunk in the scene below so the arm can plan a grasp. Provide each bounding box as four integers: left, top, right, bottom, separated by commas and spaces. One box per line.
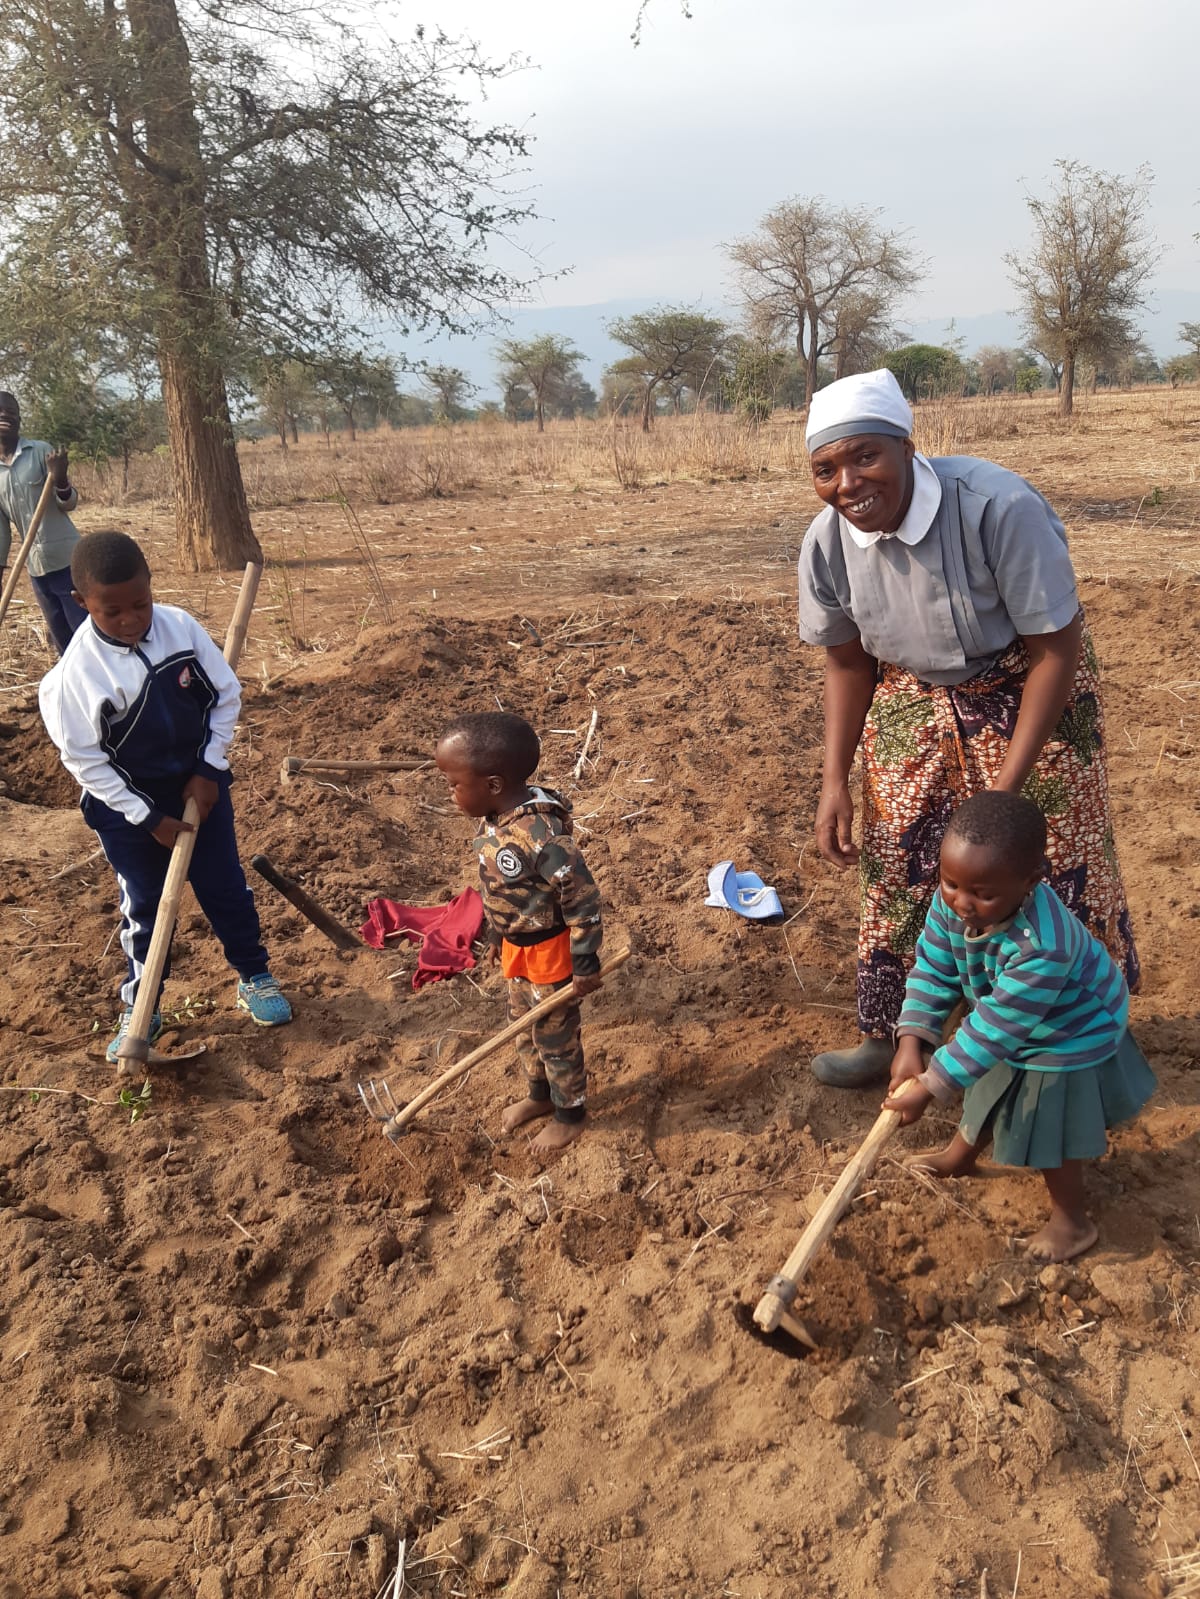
276, 415, 288, 450
1059, 353, 1076, 417
124, 0, 260, 572
641, 383, 654, 433
344, 407, 357, 442
289, 416, 299, 445
161, 345, 263, 571
535, 395, 545, 433
804, 309, 821, 413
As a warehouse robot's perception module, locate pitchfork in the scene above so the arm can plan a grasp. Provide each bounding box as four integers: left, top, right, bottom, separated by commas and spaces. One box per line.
358, 944, 631, 1141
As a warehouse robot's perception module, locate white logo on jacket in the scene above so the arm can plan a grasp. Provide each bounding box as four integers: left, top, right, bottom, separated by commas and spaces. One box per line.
495, 847, 523, 878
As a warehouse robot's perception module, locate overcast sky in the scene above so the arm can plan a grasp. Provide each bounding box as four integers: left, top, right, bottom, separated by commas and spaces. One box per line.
394, 0, 1197, 326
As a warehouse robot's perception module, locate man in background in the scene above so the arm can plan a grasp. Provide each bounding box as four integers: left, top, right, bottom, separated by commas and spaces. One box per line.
0, 391, 84, 655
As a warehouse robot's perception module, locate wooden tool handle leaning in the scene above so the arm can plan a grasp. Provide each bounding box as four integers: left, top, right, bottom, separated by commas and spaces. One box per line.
250, 854, 360, 952
384, 944, 632, 1136
115, 562, 262, 1071
0, 474, 59, 630
752, 1078, 917, 1335
283, 756, 427, 776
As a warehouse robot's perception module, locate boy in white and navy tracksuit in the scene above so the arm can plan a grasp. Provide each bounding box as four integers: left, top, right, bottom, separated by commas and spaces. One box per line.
39, 532, 291, 1058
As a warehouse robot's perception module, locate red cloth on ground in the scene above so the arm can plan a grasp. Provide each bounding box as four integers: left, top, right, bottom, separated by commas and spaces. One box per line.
360, 888, 485, 990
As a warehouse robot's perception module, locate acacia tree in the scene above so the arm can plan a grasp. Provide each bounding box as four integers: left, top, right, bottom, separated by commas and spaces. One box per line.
421, 365, 477, 422
727, 199, 922, 408
252, 359, 311, 448
606, 309, 728, 431
310, 353, 397, 441
495, 336, 585, 432
0, 9, 534, 568
1179, 322, 1200, 368
1006, 161, 1159, 418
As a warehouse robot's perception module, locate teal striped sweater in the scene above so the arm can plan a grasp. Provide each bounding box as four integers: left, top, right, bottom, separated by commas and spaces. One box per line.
898, 883, 1129, 1098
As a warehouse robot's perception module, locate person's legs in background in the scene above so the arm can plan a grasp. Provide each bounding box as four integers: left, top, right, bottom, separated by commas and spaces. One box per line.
29, 565, 88, 656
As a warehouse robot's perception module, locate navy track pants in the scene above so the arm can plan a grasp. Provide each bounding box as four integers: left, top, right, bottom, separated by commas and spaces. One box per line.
94, 784, 269, 1007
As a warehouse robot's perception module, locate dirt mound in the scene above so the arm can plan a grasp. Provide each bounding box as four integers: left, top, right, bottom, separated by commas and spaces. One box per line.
0, 584, 1197, 1598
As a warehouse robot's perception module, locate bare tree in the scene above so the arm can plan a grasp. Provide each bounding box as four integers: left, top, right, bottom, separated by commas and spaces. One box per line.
1006, 161, 1159, 418
726, 199, 923, 408
975, 346, 1019, 394
829, 289, 896, 380
495, 336, 585, 432
0, 7, 535, 568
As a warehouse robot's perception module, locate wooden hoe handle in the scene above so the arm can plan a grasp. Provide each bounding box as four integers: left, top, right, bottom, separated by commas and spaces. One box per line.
116, 562, 263, 1071
0, 475, 59, 630
250, 853, 361, 952
753, 1080, 917, 1335
283, 756, 427, 776
383, 944, 631, 1135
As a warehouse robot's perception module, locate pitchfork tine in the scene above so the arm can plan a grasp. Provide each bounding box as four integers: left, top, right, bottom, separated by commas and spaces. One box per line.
357, 1079, 407, 1143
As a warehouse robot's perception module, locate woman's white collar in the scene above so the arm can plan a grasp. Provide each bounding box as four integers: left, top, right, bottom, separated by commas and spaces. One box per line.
841, 453, 943, 550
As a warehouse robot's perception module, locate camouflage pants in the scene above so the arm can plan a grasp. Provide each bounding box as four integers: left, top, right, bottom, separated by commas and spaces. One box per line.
506, 975, 585, 1111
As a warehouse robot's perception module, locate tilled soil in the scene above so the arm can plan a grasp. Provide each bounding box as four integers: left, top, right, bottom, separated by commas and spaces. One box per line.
0, 517, 1198, 1599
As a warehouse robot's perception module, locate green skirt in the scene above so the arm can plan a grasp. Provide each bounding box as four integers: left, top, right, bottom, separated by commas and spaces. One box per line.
958, 1030, 1157, 1170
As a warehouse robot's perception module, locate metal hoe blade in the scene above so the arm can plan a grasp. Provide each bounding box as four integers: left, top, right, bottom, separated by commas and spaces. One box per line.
357, 1079, 406, 1144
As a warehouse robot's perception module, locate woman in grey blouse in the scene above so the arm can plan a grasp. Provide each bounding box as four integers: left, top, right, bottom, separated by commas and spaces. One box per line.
797, 370, 1138, 1088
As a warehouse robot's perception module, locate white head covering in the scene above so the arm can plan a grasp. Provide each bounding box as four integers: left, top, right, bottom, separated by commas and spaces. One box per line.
805, 369, 913, 453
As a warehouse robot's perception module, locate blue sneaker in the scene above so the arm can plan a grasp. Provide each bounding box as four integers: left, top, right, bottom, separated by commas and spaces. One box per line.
236, 973, 293, 1028
107, 1007, 163, 1065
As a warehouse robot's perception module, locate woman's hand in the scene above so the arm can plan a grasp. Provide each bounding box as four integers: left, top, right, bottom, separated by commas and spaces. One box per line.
815, 637, 876, 869
992, 617, 1082, 793
815, 779, 859, 868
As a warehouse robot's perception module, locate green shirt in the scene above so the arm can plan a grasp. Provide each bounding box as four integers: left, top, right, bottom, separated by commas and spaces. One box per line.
0, 439, 80, 578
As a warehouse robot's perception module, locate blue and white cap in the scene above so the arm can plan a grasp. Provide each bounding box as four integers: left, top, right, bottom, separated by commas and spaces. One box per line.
805, 369, 913, 453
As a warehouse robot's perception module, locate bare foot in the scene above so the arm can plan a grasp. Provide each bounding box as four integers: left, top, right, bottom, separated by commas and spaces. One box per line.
501, 1097, 554, 1134
530, 1117, 586, 1153
906, 1133, 982, 1179
1024, 1211, 1098, 1263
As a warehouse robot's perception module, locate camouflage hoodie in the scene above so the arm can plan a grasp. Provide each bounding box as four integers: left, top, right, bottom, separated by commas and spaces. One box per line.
474, 786, 603, 977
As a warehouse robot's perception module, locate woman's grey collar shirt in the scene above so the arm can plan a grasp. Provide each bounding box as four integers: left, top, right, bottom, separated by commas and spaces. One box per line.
797, 455, 1080, 686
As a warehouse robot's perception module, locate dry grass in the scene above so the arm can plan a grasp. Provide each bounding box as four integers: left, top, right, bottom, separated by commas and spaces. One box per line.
1160, 1548, 1200, 1597
69, 387, 1200, 515
37, 384, 1200, 680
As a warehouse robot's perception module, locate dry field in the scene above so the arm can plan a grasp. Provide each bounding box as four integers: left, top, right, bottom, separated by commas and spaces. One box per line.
0, 388, 1198, 1599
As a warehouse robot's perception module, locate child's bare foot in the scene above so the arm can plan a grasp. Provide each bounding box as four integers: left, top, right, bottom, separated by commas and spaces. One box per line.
501, 1097, 554, 1134
530, 1116, 585, 1153
1024, 1211, 1098, 1263
907, 1133, 982, 1179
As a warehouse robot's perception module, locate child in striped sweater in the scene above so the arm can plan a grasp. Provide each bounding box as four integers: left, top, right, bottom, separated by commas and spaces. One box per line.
884, 791, 1155, 1264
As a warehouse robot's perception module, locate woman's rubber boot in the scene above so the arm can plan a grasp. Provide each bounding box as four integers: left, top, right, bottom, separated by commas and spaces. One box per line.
810, 1035, 893, 1088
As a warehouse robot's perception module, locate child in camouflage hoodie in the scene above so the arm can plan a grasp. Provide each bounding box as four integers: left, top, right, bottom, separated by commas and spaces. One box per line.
435, 712, 604, 1151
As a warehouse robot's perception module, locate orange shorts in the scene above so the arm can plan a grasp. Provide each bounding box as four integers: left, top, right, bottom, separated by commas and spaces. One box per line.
501, 930, 573, 984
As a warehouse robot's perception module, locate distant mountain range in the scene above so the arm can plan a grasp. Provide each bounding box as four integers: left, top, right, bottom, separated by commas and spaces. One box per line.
382, 288, 1200, 403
